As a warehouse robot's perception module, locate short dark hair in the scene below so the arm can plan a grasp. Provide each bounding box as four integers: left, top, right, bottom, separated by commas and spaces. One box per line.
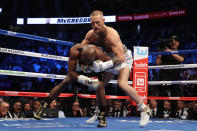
171, 35, 179, 41
0, 100, 9, 107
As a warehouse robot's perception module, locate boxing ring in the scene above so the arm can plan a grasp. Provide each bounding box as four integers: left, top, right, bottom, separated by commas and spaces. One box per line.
0, 29, 197, 131
0, 117, 197, 131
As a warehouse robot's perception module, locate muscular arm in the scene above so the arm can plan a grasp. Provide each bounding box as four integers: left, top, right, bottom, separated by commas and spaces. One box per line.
68, 47, 80, 81
108, 30, 125, 66
93, 46, 111, 62
91, 29, 126, 72
47, 46, 79, 100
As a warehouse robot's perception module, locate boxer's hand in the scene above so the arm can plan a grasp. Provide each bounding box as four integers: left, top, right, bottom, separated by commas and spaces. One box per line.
93, 60, 114, 72
77, 75, 99, 90
86, 77, 100, 90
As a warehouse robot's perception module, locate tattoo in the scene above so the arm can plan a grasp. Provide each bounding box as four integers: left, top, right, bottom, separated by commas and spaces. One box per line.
112, 56, 122, 66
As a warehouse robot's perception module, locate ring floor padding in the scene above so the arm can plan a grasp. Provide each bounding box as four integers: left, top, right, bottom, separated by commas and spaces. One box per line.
0, 117, 196, 131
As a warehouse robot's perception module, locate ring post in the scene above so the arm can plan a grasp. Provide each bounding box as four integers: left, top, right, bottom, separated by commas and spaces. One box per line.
133, 46, 149, 105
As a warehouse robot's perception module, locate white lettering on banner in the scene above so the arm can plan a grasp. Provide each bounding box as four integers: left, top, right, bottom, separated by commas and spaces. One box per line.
137, 78, 144, 86
5, 91, 18, 95
46, 74, 57, 78
134, 14, 149, 20
40, 54, 62, 60
80, 94, 91, 97
169, 97, 180, 100
164, 64, 184, 69
169, 10, 185, 16
109, 96, 118, 99
118, 16, 132, 20
134, 62, 148, 69
135, 72, 146, 92
133, 46, 148, 105
134, 47, 149, 60
0, 47, 24, 55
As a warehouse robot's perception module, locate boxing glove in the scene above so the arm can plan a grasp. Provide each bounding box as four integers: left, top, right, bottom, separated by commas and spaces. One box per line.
77, 75, 99, 90
93, 60, 113, 72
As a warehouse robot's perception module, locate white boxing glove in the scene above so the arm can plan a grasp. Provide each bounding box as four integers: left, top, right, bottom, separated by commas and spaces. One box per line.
93, 60, 114, 72
77, 75, 99, 90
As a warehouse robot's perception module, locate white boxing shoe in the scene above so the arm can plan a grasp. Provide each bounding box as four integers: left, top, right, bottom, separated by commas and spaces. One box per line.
86, 113, 99, 123
140, 106, 151, 127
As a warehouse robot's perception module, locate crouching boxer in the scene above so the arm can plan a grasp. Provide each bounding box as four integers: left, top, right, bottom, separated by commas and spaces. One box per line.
34, 44, 111, 127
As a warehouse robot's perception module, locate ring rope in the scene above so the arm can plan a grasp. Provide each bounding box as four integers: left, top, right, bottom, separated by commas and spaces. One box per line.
150, 49, 197, 55
0, 91, 196, 101
0, 69, 65, 79
148, 80, 197, 85
0, 29, 197, 101
1, 29, 197, 56
149, 64, 197, 69
0, 47, 69, 61
0, 29, 74, 46
1, 69, 197, 85
1, 47, 197, 70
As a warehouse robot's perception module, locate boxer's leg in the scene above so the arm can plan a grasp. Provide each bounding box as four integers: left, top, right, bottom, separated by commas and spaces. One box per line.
97, 72, 114, 127
34, 76, 72, 120
117, 67, 150, 127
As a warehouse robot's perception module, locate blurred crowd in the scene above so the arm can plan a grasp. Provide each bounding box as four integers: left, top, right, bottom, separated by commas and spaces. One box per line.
0, 0, 197, 121
0, 96, 196, 120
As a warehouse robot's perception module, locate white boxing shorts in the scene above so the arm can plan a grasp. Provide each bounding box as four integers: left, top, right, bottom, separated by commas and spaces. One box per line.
106, 49, 133, 74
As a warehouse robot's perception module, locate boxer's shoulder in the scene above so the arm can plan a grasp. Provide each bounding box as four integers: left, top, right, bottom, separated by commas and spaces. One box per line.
86, 30, 95, 38
69, 44, 81, 59
107, 26, 118, 35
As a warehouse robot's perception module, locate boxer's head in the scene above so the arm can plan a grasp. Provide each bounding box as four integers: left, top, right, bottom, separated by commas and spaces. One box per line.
90, 10, 105, 34
80, 46, 96, 66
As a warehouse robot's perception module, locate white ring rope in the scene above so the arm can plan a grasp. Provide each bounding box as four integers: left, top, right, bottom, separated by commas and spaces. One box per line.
0, 47, 69, 61
1, 69, 197, 85
0, 69, 65, 79
149, 64, 197, 69
1, 47, 197, 70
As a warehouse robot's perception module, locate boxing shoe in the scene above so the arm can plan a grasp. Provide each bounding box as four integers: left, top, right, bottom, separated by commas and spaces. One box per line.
139, 105, 151, 127
86, 112, 99, 123
97, 112, 107, 128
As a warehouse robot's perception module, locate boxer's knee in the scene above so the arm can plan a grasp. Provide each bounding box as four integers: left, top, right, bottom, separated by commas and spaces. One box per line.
96, 81, 105, 91
118, 79, 127, 89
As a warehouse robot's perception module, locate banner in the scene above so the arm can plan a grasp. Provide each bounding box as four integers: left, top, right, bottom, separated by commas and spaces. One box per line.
133, 46, 149, 105
17, 9, 186, 25
116, 9, 186, 21
26, 16, 116, 24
